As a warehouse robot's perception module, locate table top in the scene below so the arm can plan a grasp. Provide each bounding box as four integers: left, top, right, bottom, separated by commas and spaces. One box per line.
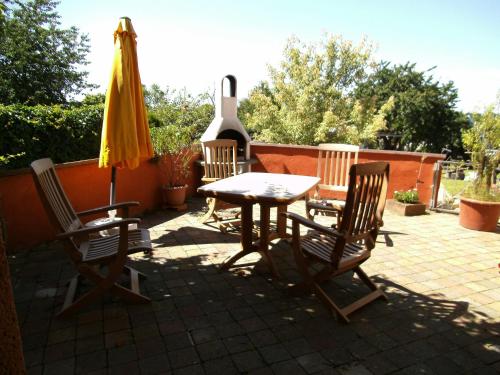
197, 172, 320, 204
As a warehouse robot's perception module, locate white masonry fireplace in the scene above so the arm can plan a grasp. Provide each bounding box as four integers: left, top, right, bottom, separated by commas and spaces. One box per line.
200, 75, 252, 163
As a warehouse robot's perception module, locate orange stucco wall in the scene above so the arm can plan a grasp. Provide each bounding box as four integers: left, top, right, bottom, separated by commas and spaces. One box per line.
0, 144, 443, 253
0, 155, 201, 253
250, 142, 444, 208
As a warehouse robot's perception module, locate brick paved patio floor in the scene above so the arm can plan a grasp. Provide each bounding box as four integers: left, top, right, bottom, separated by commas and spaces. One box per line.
9, 197, 500, 374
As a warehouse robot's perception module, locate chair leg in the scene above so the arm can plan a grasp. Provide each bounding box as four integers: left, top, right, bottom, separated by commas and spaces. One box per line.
200, 198, 217, 224
110, 283, 150, 304
354, 266, 388, 301
312, 283, 350, 323
291, 262, 350, 322
57, 276, 107, 318
123, 265, 147, 279
305, 203, 313, 220
58, 262, 150, 318
292, 247, 384, 323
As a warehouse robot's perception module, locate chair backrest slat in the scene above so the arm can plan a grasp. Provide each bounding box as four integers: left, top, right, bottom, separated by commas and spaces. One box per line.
317, 144, 359, 191
31, 158, 82, 234
202, 139, 238, 182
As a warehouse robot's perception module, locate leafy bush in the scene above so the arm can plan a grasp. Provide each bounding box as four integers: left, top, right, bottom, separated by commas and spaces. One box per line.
0, 104, 103, 169
144, 85, 213, 139
461, 102, 500, 202
150, 125, 196, 187
393, 189, 420, 204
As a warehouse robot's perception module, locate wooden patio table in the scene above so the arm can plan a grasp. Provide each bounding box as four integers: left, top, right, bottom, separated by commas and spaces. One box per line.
197, 172, 320, 277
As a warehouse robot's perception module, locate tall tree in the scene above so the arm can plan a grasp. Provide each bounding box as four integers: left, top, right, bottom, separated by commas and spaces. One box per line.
0, 0, 94, 105
241, 35, 394, 146
354, 62, 466, 153
143, 84, 214, 139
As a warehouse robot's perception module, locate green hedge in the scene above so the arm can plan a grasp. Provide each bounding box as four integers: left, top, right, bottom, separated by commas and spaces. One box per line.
0, 104, 104, 169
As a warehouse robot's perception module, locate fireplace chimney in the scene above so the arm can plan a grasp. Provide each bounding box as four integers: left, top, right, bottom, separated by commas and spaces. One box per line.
200, 75, 251, 159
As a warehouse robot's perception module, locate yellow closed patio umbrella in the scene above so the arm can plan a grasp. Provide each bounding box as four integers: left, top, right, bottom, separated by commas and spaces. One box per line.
99, 17, 153, 204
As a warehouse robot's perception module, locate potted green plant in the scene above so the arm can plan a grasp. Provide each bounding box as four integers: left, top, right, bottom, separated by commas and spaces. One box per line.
150, 125, 195, 209
459, 102, 500, 232
387, 188, 427, 216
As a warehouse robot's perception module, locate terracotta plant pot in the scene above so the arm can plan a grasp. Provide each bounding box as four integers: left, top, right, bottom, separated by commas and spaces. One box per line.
161, 184, 188, 207
459, 197, 500, 232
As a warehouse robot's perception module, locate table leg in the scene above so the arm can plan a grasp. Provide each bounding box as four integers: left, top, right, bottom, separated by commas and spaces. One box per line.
219, 203, 255, 271
276, 204, 288, 238
259, 204, 280, 278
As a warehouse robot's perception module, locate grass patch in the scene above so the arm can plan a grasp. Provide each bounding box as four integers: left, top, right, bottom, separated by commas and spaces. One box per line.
441, 177, 470, 197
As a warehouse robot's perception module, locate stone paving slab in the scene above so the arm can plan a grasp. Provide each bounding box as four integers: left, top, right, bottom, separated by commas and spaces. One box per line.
9, 197, 500, 374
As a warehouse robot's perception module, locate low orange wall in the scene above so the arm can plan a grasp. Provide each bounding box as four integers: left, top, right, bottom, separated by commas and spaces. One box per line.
250, 143, 444, 207
0, 144, 443, 253
0, 156, 201, 253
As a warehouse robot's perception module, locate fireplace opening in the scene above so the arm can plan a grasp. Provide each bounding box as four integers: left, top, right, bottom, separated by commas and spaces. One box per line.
217, 129, 247, 158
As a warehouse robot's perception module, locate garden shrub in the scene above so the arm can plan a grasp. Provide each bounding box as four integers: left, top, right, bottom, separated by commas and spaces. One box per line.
0, 104, 104, 169
393, 189, 420, 204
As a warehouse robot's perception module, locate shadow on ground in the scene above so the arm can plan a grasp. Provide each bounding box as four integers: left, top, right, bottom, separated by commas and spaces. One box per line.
10, 214, 500, 374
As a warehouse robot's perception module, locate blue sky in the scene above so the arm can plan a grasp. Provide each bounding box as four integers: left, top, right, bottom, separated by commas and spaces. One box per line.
58, 0, 500, 111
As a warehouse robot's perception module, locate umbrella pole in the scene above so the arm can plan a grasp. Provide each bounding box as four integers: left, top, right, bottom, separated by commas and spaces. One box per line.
110, 166, 116, 205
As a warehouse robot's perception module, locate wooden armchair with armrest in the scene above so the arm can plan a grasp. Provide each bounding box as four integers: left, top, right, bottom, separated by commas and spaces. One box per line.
30, 158, 153, 318
286, 161, 389, 323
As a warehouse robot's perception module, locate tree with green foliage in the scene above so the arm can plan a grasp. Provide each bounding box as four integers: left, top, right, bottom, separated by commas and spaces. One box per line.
354, 62, 466, 153
143, 84, 214, 139
240, 35, 394, 146
461, 99, 500, 201
0, 0, 94, 105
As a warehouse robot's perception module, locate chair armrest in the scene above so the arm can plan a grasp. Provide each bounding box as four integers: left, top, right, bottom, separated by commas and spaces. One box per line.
56, 218, 141, 240
282, 212, 343, 237
76, 201, 140, 217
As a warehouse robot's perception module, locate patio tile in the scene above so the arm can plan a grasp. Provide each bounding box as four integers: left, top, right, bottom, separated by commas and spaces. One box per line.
42, 357, 75, 375
107, 344, 137, 366
136, 336, 167, 359
103, 316, 129, 333
104, 329, 133, 349
47, 327, 75, 345
296, 352, 331, 374
258, 343, 292, 364
223, 334, 254, 354
196, 339, 228, 361
75, 334, 104, 355
231, 350, 266, 372
271, 359, 308, 375
9, 198, 500, 374
44, 341, 75, 363
202, 356, 239, 375
167, 346, 199, 369
173, 363, 204, 375
75, 350, 107, 373
107, 360, 140, 375
24, 348, 44, 368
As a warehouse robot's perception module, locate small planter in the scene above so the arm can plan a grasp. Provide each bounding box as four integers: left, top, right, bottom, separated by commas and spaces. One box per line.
459, 197, 500, 232
161, 184, 188, 211
386, 199, 427, 216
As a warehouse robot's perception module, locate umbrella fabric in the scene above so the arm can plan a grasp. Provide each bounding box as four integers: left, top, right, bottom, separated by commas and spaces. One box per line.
99, 17, 152, 170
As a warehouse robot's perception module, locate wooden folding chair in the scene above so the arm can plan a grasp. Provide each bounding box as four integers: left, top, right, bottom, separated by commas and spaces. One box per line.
200, 139, 241, 232
30, 158, 152, 318
305, 143, 359, 224
285, 162, 389, 323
